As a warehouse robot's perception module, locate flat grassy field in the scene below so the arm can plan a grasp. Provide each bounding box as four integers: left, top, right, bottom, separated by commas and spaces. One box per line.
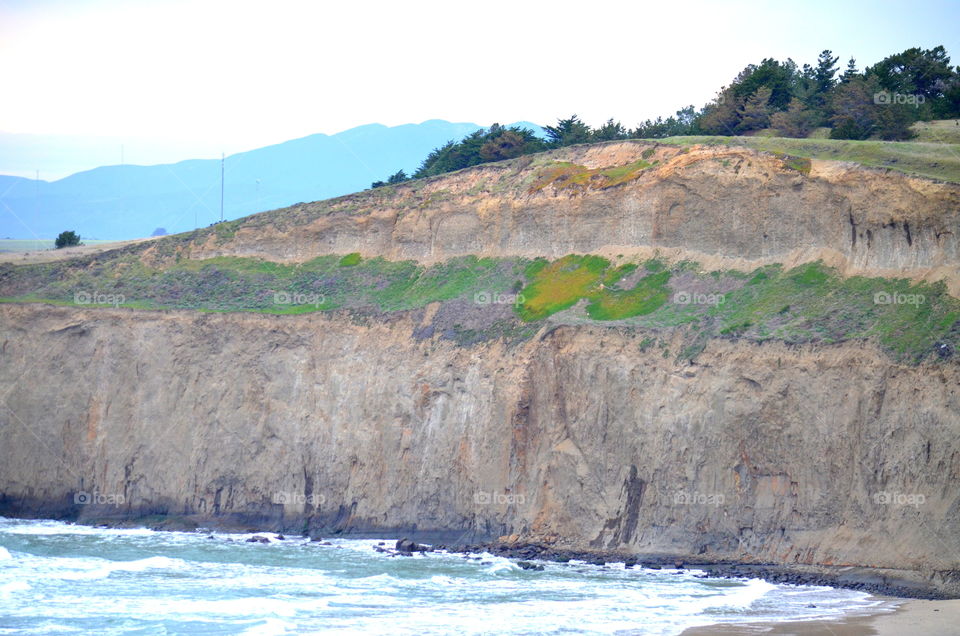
0, 239, 122, 252
659, 135, 960, 183
0, 238, 160, 264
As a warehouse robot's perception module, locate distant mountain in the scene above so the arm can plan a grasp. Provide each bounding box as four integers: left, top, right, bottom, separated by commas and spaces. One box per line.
0, 120, 544, 240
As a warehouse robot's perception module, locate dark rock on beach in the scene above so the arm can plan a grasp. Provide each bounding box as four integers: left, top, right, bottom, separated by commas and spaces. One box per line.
445, 541, 956, 600
396, 538, 429, 554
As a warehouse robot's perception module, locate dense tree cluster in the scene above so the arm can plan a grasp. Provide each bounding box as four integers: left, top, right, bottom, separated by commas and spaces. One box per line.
413, 124, 546, 178
698, 46, 960, 140
368, 114, 696, 187
369, 45, 960, 186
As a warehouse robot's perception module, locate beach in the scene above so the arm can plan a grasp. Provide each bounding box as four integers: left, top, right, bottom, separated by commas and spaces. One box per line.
683, 598, 960, 635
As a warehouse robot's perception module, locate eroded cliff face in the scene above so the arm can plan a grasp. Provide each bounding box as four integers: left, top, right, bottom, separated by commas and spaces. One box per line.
168, 142, 960, 292
2, 304, 958, 594
2, 141, 959, 595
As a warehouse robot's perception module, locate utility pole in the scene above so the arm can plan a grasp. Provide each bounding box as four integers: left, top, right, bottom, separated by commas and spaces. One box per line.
220, 152, 225, 222
35, 170, 39, 246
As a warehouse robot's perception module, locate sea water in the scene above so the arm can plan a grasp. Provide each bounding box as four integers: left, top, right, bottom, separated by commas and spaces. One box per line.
0, 517, 891, 635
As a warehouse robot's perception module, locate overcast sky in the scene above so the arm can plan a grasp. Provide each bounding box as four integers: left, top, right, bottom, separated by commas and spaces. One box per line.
1, 0, 959, 179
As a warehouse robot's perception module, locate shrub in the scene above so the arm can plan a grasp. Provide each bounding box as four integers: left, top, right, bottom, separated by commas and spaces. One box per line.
54, 231, 81, 249
339, 252, 361, 267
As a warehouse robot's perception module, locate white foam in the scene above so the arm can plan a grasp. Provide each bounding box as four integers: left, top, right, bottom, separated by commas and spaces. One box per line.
428, 575, 461, 586
484, 559, 520, 574
0, 519, 153, 537
354, 573, 400, 585
160, 596, 301, 617
21, 553, 190, 581
105, 555, 188, 572
0, 580, 30, 596
239, 617, 298, 636
0, 517, 890, 634
714, 578, 776, 609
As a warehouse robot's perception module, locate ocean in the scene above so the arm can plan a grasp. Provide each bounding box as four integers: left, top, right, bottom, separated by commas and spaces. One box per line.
0, 517, 891, 635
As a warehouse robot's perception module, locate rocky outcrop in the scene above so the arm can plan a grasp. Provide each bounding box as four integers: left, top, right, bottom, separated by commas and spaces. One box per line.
2, 303, 957, 595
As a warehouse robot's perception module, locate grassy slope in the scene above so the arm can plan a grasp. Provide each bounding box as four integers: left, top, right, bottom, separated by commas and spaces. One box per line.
912, 119, 960, 145
659, 135, 960, 184
0, 254, 525, 315
2, 254, 956, 364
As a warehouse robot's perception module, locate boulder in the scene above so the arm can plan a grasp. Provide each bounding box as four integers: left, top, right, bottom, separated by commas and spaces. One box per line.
517, 561, 545, 571
395, 538, 428, 553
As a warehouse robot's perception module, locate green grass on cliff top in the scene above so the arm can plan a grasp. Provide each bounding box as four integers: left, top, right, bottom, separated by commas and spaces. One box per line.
658, 135, 960, 184
1, 254, 957, 364
0, 254, 525, 315
527, 159, 656, 193
911, 119, 960, 145
516, 256, 671, 321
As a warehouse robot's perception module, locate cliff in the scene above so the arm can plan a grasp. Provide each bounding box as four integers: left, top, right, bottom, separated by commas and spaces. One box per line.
169, 141, 960, 293
1, 304, 957, 595
1, 140, 958, 596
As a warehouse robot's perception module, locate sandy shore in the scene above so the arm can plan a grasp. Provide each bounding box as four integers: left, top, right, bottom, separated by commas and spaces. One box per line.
682, 598, 960, 635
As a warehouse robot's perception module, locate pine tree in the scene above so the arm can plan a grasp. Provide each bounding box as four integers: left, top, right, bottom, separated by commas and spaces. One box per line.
840, 57, 859, 83
592, 119, 629, 141
543, 115, 593, 147
697, 87, 741, 134
829, 77, 878, 139
735, 87, 773, 133
387, 170, 408, 184
771, 98, 819, 137
814, 50, 840, 94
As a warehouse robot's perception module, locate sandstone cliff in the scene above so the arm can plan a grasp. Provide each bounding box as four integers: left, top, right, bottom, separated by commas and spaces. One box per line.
167, 141, 960, 293
1, 141, 958, 596
1, 304, 957, 595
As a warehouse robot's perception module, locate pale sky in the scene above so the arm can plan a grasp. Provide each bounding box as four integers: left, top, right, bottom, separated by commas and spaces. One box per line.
1, 0, 959, 178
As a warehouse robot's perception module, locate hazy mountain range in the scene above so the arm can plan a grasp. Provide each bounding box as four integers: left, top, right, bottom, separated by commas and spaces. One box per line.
0, 120, 543, 240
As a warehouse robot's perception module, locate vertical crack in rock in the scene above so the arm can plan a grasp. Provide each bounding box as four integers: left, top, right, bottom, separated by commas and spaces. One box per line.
618, 465, 646, 545
594, 465, 646, 548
